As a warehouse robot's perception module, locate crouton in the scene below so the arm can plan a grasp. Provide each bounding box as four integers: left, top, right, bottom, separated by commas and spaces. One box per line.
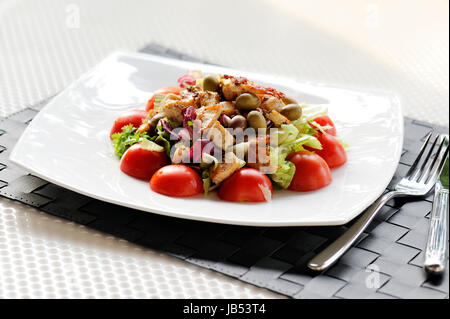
210, 152, 245, 184
205, 121, 235, 151
265, 110, 290, 127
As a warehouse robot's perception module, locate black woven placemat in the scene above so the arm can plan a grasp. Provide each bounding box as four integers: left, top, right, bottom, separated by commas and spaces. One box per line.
0, 43, 448, 299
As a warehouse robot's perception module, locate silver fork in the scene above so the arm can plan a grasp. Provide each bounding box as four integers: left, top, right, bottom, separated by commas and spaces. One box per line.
308, 132, 450, 271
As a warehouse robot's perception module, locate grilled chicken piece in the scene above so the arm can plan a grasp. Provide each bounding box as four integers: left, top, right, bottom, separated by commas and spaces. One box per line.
265, 110, 290, 127
161, 94, 196, 125
198, 91, 220, 107
196, 104, 222, 131
220, 75, 285, 101
205, 121, 235, 151
219, 101, 239, 116
210, 152, 245, 184
260, 96, 284, 112
220, 77, 246, 100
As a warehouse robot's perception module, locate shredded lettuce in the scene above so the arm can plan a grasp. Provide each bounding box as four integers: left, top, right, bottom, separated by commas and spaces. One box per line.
268, 134, 322, 188
300, 104, 328, 121
280, 134, 322, 154
276, 124, 299, 145
269, 147, 296, 189
111, 124, 150, 158
290, 118, 313, 135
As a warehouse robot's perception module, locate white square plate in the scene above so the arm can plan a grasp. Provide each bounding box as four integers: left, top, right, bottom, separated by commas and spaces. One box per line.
10, 52, 403, 226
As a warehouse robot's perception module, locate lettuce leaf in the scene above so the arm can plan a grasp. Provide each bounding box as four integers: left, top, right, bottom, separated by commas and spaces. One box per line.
281, 134, 322, 154
111, 124, 150, 158
276, 124, 299, 145
269, 134, 322, 189
300, 104, 328, 121
268, 147, 293, 189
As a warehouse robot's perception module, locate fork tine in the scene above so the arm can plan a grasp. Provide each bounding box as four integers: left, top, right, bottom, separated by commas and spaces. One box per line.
425, 143, 449, 185
409, 133, 437, 181
419, 134, 446, 182
405, 131, 433, 179
416, 134, 443, 182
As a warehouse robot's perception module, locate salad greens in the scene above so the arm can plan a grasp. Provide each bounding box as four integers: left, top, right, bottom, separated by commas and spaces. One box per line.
268, 146, 296, 189
298, 104, 328, 122
111, 124, 150, 158
269, 128, 323, 189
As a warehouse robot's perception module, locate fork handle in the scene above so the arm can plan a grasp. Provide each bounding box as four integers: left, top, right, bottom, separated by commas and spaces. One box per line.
308, 191, 399, 271
424, 183, 448, 275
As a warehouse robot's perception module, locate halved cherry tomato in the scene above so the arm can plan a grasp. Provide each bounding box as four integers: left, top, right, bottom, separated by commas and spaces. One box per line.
146, 86, 182, 111
287, 151, 332, 192
120, 143, 169, 180
218, 168, 273, 202
311, 115, 337, 136
150, 165, 203, 197
110, 109, 148, 138
313, 132, 347, 169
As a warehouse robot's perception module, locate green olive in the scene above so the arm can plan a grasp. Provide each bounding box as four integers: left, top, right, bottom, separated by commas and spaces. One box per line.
236, 93, 261, 111
247, 111, 267, 130
228, 115, 247, 130
282, 96, 298, 105
280, 104, 302, 121
203, 75, 219, 92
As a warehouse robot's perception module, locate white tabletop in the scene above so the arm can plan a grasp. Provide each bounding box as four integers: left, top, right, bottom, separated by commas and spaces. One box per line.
0, 0, 448, 298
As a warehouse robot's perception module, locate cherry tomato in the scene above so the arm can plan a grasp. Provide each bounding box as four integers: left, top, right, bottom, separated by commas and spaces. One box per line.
218, 168, 273, 202
146, 87, 182, 111
110, 109, 148, 138
311, 115, 337, 136
287, 151, 332, 192
120, 143, 169, 181
314, 132, 347, 169
150, 165, 203, 197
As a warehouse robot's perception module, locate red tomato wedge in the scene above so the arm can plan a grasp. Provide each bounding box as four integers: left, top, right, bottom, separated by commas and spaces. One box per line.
110, 109, 148, 138
150, 165, 203, 197
120, 142, 169, 181
146, 87, 182, 111
218, 168, 273, 202
313, 132, 347, 169
311, 115, 337, 136
287, 151, 332, 192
